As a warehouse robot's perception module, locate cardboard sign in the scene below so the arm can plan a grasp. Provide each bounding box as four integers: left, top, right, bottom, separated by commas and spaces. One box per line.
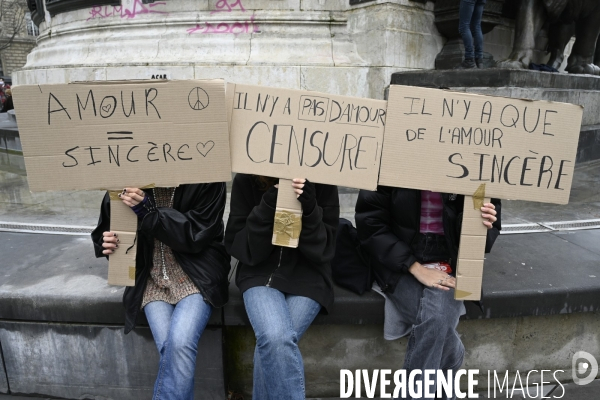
380, 85, 583, 204
381, 85, 584, 300
107, 190, 138, 286
12, 79, 232, 191
13, 79, 232, 287
272, 179, 303, 248
227, 83, 387, 191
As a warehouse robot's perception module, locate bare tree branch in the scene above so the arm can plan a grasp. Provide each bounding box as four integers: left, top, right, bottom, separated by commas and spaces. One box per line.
0, 0, 28, 53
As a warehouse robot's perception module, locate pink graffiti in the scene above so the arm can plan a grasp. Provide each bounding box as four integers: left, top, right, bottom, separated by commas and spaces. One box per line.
188, 0, 256, 35
187, 15, 258, 35
87, 0, 168, 21
210, 0, 246, 14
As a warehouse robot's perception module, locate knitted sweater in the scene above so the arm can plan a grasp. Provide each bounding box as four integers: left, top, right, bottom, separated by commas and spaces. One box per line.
141, 187, 200, 308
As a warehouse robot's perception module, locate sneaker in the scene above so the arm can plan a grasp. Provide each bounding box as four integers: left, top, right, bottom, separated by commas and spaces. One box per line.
475, 58, 485, 69
456, 58, 476, 69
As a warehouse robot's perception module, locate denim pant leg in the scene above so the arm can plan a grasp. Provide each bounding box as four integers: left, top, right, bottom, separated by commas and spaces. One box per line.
145, 294, 213, 400
244, 287, 320, 400
470, 0, 486, 59
458, 0, 476, 59
400, 282, 465, 400
145, 300, 175, 352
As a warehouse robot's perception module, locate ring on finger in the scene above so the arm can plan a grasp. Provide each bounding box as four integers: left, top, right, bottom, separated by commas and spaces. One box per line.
437, 279, 443, 285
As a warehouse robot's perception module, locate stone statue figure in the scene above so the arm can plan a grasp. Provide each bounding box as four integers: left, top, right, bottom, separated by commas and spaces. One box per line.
546, 22, 600, 71
497, 0, 600, 75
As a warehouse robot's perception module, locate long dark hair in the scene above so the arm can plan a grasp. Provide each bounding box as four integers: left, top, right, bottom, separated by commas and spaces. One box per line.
253, 175, 278, 191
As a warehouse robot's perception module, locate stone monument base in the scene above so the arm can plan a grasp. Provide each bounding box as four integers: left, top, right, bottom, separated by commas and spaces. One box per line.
390, 69, 600, 163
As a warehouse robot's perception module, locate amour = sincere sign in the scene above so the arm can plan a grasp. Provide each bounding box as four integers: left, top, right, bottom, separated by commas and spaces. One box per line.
380, 85, 583, 204
227, 83, 387, 191
12, 79, 232, 191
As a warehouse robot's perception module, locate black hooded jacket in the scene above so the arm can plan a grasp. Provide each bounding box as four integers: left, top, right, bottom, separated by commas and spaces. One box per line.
355, 186, 501, 293
92, 183, 230, 334
224, 174, 340, 312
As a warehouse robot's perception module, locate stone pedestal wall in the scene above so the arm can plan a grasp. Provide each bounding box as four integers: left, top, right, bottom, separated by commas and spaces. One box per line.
15, 0, 515, 98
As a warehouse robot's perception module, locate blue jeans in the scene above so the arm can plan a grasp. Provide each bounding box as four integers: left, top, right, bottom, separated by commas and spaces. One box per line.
243, 286, 322, 400
144, 294, 213, 400
389, 234, 465, 400
458, 0, 486, 60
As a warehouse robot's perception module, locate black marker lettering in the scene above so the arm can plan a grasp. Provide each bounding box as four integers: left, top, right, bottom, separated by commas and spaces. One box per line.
442, 98, 454, 118
329, 100, 342, 122
354, 136, 375, 170
127, 146, 139, 162
63, 146, 79, 167
283, 97, 291, 115
322, 132, 343, 167
520, 156, 535, 186
503, 156, 520, 185
421, 99, 432, 115
471, 153, 490, 181
76, 90, 96, 120
492, 128, 503, 148
500, 104, 519, 128
100, 96, 117, 119
85, 146, 101, 166
163, 143, 175, 162
269, 96, 279, 117
340, 134, 357, 172
543, 110, 558, 136
145, 88, 161, 118
306, 130, 323, 168
246, 121, 269, 163
447, 153, 468, 178
404, 97, 420, 115
554, 160, 571, 190
177, 144, 192, 161
491, 155, 504, 183
522, 107, 540, 133
480, 101, 492, 124
257, 93, 270, 113
269, 125, 285, 165
147, 142, 159, 162
121, 91, 136, 117
537, 155, 553, 188
48, 93, 71, 125
108, 145, 120, 166
463, 100, 471, 119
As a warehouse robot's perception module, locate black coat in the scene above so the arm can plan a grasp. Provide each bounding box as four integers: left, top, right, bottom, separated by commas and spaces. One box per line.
224, 174, 340, 312
92, 183, 231, 334
355, 187, 501, 293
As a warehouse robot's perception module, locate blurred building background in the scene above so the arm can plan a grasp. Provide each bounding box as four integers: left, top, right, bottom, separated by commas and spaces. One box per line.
0, 0, 37, 79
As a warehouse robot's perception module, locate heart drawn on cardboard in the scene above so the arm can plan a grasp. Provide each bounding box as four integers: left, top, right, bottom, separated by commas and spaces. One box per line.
196, 141, 215, 157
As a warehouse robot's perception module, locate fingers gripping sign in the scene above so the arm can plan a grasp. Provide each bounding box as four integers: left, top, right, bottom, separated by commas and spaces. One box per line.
118, 187, 146, 207
102, 231, 119, 255
409, 262, 457, 291
481, 202, 497, 229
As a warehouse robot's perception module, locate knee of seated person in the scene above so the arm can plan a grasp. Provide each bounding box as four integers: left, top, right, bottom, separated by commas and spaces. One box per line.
256, 325, 297, 349
422, 309, 459, 330
168, 335, 197, 357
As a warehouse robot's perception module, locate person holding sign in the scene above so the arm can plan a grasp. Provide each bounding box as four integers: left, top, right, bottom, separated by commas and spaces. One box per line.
355, 188, 500, 398
92, 184, 230, 399
225, 174, 339, 400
